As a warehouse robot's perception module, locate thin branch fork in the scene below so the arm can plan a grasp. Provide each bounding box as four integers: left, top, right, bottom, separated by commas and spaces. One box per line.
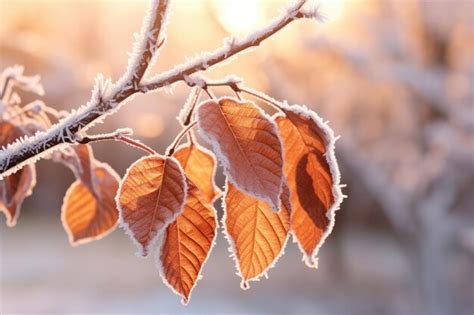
0, 0, 318, 178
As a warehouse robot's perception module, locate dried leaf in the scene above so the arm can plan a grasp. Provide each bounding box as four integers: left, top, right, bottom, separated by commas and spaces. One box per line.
62, 163, 120, 245
158, 180, 217, 304
223, 181, 290, 289
0, 121, 36, 227
117, 155, 187, 256
197, 97, 284, 210
275, 104, 342, 268
173, 141, 220, 203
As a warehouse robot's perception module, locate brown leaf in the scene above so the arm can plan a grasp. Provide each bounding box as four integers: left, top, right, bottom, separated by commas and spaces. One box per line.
117, 155, 187, 256
197, 97, 284, 210
275, 105, 342, 268
62, 163, 120, 245
158, 180, 217, 304
0, 121, 36, 227
173, 141, 219, 203
223, 181, 290, 289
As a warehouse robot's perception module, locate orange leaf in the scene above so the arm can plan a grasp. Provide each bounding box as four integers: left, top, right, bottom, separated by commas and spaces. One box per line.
275, 105, 342, 268
197, 97, 284, 210
158, 180, 217, 304
117, 155, 187, 256
0, 121, 36, 227
174, 141, 220, 203
62, 163, 120, 245
223, 181, 290, 289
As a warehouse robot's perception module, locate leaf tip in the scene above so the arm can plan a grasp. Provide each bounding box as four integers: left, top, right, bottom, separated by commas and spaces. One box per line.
180, 296, 190, 305
240, 280, 250, 290
303, 255, 319, 269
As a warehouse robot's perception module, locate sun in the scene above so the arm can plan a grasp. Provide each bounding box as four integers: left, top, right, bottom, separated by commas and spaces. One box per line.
213, 0, 263, 35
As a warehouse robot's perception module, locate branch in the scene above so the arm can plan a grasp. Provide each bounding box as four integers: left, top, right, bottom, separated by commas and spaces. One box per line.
0, 0, 319, 178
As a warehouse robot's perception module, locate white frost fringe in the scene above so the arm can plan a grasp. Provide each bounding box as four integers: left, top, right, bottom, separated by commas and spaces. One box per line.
278, 102, 344, 269
220, 180, 290, 290
0, 74, 114, 180
115, 154, 188, 257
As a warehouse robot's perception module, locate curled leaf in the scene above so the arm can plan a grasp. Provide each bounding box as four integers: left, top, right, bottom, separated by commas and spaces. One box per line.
197, 97, 284, 210
223, 181, 291, 289
0, 121, 36, 227
158, 180, 217, 304
71, 144, 94, 191
62, 163, 120, 245
275, 104, 342, 268
174, 141, 220, 203
117, 155, 187, 256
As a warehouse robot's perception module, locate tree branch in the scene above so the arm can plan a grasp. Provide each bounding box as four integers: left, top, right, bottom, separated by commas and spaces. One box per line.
0, 0, 319, 178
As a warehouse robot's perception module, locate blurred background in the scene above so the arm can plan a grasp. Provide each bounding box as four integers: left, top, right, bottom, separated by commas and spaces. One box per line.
0, 0, 473, 314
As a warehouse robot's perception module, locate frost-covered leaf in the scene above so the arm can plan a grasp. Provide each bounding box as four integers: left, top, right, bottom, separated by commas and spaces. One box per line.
0, 121, 36, 227
117, 155, 187, 256
223, 181, 290, 289
62, 163, 120, 245
275, 104, 342, 268
197, 97, 284, 210
174, 141, 220, 203
158, 180, 217, 304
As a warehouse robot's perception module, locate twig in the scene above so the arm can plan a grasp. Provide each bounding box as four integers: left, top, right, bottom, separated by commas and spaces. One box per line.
0, 0, 319, 177
187, 76, 283, 111
166, 121, 197, 156
238, 86, 285, 112
182, 88, 202, 127
78, 128, 157, 155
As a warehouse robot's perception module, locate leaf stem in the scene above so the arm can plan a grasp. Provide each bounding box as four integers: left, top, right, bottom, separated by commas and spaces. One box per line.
182, 88, 202, 127
78, 129, 157, 155
237, 86, 285, 113
166, 121, 197, 156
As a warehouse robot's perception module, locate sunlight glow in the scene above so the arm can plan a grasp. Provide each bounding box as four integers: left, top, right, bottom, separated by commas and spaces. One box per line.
213, 0, 263, 34
318, 0, 347, 24
131, 113, 164, 138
